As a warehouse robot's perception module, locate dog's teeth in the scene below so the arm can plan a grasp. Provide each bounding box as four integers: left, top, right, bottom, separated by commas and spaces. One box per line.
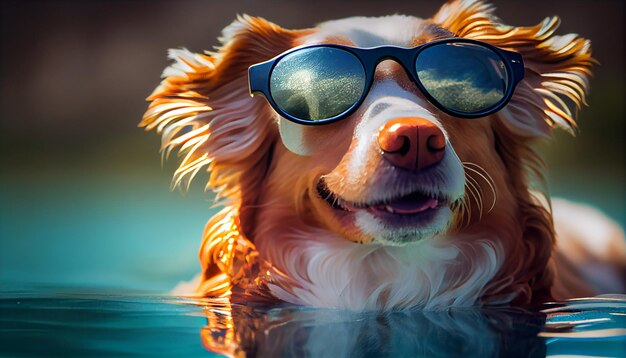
385, 205, 395, 213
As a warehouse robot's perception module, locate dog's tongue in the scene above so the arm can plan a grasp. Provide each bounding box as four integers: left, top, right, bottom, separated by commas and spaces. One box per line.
374, 193, 439, 214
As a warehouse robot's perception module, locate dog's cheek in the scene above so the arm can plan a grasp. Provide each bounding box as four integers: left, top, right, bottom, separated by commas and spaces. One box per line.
279, 119, 312, 156
278, 118, 354, 164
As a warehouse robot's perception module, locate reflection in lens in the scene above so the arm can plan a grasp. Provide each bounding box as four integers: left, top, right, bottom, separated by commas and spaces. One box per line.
415, 43, 508, 114
270, 47, 366, 121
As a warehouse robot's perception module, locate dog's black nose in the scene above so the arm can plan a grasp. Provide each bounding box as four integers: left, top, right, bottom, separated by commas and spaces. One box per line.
378, 117, 445, 171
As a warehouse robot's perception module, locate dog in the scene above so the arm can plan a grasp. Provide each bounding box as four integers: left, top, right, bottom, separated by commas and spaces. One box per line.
141, 0, 626, 310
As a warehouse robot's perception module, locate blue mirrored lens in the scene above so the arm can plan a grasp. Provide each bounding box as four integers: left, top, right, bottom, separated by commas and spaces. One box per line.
415, 43, 508, 114
270, 47, 366, 121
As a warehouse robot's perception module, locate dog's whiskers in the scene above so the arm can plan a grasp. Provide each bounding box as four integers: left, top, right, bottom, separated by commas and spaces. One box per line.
456, 162, 497, 228
465, 177, 484, 218
462, 162, 497, 213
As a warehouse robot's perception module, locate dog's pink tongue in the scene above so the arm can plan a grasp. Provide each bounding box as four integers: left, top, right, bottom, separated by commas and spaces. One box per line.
375, 194, 439, 214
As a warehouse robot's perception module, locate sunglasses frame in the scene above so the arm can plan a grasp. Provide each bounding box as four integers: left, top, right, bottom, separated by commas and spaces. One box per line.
248, 38, 524, 125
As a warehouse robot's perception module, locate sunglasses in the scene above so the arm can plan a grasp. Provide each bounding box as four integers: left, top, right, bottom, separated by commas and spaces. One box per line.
248, 38, 524, 125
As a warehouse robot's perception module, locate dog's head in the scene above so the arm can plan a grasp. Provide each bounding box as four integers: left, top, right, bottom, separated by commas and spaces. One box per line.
141, 0, 592, 249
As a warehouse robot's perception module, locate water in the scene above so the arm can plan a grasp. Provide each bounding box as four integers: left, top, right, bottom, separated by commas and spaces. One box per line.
1, 287, 624, 357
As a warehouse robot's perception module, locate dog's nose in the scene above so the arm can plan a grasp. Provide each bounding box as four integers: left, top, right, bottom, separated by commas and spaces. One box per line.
378, 117, 445, 171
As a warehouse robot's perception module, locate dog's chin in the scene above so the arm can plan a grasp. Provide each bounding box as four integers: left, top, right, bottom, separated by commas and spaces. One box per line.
355, 207, 453, 245
315, 180, 454, 245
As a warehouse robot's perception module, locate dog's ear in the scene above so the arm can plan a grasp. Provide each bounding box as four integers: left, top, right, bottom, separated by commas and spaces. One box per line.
140, 16, 307, 204
431, 0, 593, 137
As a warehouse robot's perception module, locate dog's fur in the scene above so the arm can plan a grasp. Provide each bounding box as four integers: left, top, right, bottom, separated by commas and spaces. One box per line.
141, 0, 626, 310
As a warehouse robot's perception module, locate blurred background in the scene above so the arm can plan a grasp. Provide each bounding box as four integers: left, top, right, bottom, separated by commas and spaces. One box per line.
0, 0, 623, 293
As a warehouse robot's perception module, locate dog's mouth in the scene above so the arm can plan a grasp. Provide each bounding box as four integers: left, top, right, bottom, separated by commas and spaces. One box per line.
316, 179, 446, 217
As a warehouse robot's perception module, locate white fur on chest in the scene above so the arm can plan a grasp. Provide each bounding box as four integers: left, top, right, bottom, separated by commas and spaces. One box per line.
257, 228, 505, 310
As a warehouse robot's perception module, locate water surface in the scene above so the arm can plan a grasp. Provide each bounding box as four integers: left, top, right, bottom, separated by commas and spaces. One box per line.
1, 287, 624, 357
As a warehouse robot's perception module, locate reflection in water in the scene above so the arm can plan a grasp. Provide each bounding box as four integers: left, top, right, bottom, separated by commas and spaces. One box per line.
198, 295, 626, 357
199, 298, 547, 357
0, 290, 623, 356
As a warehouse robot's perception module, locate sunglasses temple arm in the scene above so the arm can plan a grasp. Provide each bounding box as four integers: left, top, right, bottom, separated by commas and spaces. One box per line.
248, 62, 273, 97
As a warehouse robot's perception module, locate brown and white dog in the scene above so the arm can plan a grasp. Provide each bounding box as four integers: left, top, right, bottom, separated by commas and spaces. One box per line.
141, 0, 626, 310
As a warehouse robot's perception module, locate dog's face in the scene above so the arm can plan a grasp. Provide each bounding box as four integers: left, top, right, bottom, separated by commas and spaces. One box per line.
270, 16, 499, 245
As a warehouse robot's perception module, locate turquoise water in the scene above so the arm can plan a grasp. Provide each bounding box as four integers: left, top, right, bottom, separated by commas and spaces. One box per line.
1, 287, 624, 357
0, 288, 210, 357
